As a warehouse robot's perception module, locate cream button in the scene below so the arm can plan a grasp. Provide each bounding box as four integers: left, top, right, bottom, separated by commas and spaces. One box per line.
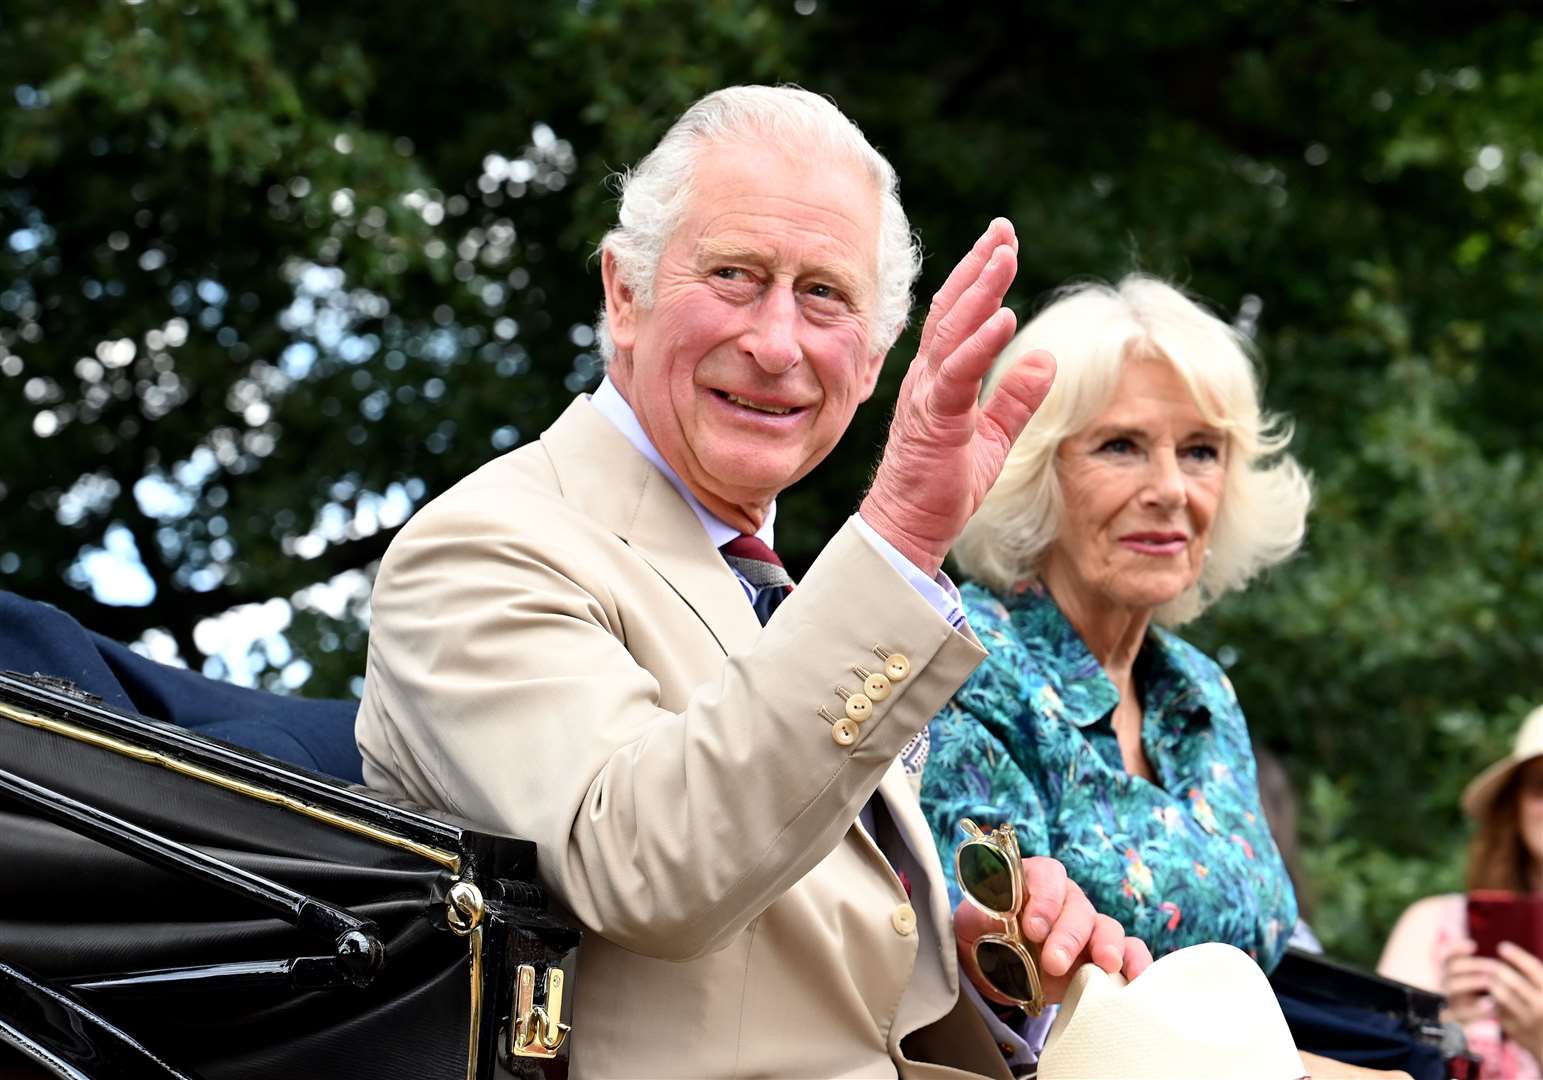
844, 693, 873, 722
862, 672, 892, 701
891, 902, 916, 936
885, 653, 911, 682
831, 718, 859, 746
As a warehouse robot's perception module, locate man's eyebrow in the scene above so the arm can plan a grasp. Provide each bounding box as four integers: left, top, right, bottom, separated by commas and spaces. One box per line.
695, 239, 768, 266
694, 239, 867, 299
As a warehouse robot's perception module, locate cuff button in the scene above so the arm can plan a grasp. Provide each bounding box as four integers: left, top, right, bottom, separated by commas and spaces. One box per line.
862, 672, 892, 701
884, 653, 911, 682
830, 718, 860, 746
844, 693, 873, 722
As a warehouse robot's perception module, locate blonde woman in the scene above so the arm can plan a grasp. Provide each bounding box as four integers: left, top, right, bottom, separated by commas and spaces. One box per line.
923, 275, 1311, 969
926, 274, 1418, 1079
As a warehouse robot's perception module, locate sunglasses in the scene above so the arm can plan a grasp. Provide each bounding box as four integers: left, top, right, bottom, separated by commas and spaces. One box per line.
955, 818, 1046, 1014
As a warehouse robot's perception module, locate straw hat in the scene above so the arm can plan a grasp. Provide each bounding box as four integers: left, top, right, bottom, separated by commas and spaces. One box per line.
1462, 704, 1543, 821
1036, 942, 1306, 1080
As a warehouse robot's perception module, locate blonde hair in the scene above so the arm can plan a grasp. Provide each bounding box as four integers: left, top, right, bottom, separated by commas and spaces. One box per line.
953, 275, 1312, 626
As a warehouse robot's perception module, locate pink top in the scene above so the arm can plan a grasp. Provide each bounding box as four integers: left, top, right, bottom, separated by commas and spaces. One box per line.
1436, 895, 1543, 1079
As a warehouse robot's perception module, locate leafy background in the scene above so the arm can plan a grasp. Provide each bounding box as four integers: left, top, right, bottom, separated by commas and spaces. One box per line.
4, 0, 1541, 966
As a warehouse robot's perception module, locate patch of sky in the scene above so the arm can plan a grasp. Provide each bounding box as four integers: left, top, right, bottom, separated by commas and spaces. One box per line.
338, 333, 378, 364
134, 472, 197, 521
78, 524, 155, 605
8, 228, 42, 253
280, 341, 318, 378
424, 328, 459, 363
284, 483, 416, 560
55, 472, 121, 527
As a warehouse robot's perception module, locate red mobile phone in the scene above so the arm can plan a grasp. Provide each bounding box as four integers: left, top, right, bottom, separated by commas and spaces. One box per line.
1467, 890, 1543, 959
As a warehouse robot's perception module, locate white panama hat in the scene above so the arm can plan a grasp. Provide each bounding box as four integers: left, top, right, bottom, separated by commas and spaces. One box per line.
1035, 942, 1306, 1080
1462, 705, 1543, 821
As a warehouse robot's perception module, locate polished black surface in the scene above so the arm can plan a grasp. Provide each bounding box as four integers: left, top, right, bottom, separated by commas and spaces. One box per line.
73, 952, 381, 996
0, 670, 577, 1078
0, 670, 540, 885
0, 961, 202, 1080
0, 763, 386, 990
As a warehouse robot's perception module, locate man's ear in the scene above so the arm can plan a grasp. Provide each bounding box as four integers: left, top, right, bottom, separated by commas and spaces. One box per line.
857, 345, 888, 402
601, 249, 637, 354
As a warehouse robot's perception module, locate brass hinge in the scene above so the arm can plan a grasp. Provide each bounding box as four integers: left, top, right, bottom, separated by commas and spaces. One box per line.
510, 963, 570, 1059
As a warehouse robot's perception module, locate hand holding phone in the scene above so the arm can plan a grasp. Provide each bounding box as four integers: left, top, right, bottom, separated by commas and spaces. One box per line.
1467, 890, 1543, 960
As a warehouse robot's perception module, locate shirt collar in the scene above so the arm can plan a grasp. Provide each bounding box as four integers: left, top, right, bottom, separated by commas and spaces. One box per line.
1140, 624, 1227, 742
1000, 582, 1216, 737
588, 375, 776, 549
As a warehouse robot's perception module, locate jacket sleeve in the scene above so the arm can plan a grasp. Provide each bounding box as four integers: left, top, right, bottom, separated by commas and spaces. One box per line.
358, 510, 986, 961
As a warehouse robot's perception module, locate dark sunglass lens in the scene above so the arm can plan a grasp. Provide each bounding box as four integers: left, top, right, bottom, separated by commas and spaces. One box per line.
959, 842, 1014, 912
977, 940, 1033, 1002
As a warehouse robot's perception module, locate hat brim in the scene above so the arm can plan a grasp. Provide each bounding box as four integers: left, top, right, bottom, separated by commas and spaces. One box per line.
1462, 755, 1542, 820
1036, 943, 1305, 1080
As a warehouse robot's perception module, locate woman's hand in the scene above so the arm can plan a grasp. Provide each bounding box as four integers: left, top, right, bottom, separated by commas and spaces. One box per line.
1490, 942, 1543, 1060
1439, 937, 1498, 1026
953, 854, 1152, 1007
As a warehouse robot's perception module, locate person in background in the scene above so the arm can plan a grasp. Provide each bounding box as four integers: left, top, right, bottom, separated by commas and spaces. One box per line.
1255, 745, 1325, 954
1381, 705, 1543, 1079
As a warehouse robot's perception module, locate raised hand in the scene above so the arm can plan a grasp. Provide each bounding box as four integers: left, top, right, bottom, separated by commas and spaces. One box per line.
860, 218, 1055, 578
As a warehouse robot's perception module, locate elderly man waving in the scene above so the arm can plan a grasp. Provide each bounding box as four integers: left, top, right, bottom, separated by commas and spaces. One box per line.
357, 85, 1148, 1078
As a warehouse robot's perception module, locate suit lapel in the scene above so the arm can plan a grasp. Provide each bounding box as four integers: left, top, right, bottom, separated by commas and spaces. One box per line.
539, 397, 762, 656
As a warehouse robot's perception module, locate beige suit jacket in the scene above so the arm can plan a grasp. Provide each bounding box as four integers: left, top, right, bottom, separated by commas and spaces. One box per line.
357, 397, 1014, 1079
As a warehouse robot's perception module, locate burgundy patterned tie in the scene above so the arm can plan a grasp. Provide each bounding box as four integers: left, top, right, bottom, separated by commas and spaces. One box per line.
720, 534, 794, 625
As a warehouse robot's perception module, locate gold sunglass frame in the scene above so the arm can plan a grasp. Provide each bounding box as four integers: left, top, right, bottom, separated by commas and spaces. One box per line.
954, 818, 1046, 1015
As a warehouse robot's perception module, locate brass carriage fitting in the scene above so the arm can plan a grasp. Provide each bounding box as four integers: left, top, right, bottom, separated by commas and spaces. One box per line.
511, 964, 571, 1059
445, 880, 484, 936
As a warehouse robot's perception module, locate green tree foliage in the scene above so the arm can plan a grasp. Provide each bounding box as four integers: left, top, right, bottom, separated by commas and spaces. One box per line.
3, 0, 1540, 964
0, 0, 803, 685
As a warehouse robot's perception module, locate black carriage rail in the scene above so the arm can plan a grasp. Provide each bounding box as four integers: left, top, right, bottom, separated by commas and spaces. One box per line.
0, 764, 385, 993
0, 961, 206, 1080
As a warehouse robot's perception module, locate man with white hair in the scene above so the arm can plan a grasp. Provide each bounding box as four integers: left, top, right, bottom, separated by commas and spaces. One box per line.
357, 85, 1148, 1077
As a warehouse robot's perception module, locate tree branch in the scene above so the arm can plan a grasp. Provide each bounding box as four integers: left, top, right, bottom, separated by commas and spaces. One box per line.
19, 524, 403, 657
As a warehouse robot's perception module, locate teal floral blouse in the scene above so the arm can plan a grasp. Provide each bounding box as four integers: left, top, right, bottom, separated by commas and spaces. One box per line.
921, 581, 1297, 972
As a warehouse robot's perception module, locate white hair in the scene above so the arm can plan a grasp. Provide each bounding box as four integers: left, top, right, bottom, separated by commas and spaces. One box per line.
594, 84, 921, 361
953, 274, 1313, 626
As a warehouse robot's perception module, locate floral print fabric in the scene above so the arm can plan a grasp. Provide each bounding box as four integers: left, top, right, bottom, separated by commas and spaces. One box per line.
922, 581, 1297, 972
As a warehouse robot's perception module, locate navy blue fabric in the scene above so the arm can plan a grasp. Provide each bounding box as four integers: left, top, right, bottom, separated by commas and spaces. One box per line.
1275, 985, 1447, 1080
0, 591, 364, 783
